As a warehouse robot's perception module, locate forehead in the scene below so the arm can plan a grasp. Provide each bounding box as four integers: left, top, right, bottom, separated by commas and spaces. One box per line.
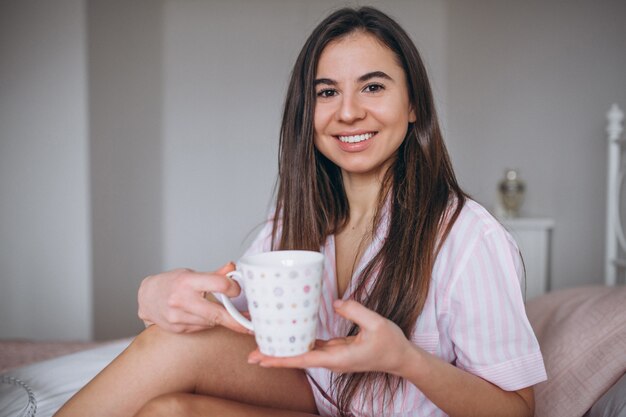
316, 31, 403, 77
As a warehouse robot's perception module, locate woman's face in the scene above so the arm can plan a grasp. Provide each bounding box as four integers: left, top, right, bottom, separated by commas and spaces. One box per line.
313, 31, 416, 180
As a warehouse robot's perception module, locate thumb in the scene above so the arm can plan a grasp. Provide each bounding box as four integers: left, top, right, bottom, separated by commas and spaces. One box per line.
333, 299, 383, 331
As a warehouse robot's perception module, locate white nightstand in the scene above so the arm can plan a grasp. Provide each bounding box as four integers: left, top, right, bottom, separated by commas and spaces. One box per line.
500, 218, 555, 301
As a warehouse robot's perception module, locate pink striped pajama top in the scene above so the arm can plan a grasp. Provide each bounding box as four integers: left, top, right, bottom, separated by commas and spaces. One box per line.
233, 199, 547, 416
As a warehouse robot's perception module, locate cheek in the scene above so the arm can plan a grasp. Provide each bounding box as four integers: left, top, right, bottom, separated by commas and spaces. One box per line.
312, 131, 334, 163
313, 102, 339, 129
313, 107, 328, 135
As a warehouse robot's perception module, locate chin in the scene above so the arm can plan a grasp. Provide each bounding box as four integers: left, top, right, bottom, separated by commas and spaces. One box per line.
335, 157, 394, 178
339, 164, 386, 177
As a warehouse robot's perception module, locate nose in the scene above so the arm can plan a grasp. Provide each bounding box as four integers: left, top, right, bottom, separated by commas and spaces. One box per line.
336, 93, 366, 123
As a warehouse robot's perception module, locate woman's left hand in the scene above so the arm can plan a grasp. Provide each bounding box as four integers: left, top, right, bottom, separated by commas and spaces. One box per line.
247, 299, 416, 376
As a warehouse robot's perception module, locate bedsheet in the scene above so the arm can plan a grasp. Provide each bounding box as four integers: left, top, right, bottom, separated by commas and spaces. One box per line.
0, 339, 131, 417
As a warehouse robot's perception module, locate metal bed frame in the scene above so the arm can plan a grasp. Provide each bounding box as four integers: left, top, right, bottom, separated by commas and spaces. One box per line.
605, 103, 625, 285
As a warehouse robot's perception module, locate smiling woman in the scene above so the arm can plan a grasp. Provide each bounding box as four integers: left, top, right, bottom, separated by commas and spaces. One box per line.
52, 6, 545, 417
313, 33, 416, 178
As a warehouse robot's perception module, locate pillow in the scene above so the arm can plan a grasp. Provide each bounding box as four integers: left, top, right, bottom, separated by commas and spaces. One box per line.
586, 373, 626, 417
525, 285, 626, 417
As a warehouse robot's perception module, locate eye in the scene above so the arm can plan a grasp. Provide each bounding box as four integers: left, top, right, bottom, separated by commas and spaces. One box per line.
363, 83, 385, 93
316, 88, 338, 98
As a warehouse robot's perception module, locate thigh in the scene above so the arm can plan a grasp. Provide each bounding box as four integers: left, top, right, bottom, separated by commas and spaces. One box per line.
178, 326, 317, 411
136, 393, 319, 417
55, 325, 317, 417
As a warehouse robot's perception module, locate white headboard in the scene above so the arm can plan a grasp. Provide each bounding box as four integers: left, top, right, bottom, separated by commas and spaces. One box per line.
605, 103, 625, 285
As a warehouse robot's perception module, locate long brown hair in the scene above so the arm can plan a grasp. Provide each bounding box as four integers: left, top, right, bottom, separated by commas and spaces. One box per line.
273, 6, 466, 415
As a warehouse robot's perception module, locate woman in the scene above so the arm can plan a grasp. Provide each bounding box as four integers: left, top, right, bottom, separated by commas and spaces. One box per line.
55, 6, 546, 417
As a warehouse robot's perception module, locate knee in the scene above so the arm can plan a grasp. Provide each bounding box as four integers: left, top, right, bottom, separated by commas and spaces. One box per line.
130, 324, 189, 354
134, 393, 191, 417
132, 324, 250, 357
132, 324, 166, 349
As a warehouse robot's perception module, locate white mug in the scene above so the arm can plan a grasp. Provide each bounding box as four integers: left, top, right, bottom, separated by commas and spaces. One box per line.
214, 250, 325, 357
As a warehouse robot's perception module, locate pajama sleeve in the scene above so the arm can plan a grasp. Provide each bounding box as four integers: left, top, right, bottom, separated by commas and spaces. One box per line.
445, 226, 547, 391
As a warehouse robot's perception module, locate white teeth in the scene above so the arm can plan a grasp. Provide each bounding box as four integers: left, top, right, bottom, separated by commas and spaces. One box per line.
338, 132, 375, 143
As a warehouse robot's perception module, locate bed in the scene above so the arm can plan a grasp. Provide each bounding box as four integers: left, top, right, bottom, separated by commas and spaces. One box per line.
1, 105, 625, 416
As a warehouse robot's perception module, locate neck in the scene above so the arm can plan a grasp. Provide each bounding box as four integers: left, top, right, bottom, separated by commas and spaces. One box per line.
341, 170, 385, 225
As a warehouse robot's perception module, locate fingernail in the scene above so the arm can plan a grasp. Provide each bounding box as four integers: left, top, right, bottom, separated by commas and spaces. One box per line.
333, 299, 344, 308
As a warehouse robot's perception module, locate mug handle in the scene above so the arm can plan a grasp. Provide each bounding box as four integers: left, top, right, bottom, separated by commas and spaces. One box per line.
212, 271, 254, 331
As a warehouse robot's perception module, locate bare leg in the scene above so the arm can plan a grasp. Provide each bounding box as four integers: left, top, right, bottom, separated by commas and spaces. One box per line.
135, 393, 319, 417
54, 325, 317, 417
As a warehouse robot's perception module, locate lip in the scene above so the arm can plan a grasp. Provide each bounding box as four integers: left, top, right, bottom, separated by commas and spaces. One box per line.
334, 130, 377, 138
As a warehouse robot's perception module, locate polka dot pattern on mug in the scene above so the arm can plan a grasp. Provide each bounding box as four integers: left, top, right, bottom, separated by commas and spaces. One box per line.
243, 265, 323, 357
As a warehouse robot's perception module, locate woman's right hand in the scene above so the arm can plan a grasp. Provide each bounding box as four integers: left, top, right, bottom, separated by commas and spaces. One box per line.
137, 263, 250, 334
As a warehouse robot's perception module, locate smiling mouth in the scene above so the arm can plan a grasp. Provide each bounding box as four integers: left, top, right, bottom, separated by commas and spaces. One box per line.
337, 132, 376, 144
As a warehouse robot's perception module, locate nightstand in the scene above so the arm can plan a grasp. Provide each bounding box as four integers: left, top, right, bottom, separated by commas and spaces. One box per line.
500, 218, 555, 301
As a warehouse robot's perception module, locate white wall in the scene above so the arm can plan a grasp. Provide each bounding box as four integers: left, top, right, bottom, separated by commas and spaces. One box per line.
88, 0, 164, 340
2, 0, 624, 340
161, 0, 448, 273
0, 0, 92, 340
0, 0, 446, 341
446, 0, 626, 290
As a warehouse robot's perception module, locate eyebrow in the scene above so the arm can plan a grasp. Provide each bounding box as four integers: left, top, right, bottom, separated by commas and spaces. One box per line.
314, 71, 394, 87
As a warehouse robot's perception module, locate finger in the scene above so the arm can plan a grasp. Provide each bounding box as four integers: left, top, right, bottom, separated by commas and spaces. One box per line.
179, 324, 213, 333
255, 348, 338, 369
182, 272, 242, 298
248, 351, 308, 368
214, 261, 236, 275
162, 322, 211, 334
213, 261, 238, 297
247, 340, 328, 363
333, 299, 384, 331
156, 310, 220, 333
247, 348, 263, 363
248, 338, 338, 361
314, 339, 328, 348
215, 309, 253, 334
247, 347, 305, 367
248, 341, 343, 369
319, 337, 351, 347
185, 297, 251, 334
216, 274, 242, 298
163, 309, 215, 327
